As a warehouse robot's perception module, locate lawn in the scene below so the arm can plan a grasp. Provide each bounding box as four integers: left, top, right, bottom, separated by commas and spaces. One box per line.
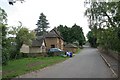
0, 65, 2, 80
2, 56, 68, 79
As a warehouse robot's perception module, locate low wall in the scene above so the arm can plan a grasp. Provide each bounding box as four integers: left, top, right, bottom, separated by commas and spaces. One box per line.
64, 47, 77, 53
22, 52, 48, 57
98, 47, 120, 62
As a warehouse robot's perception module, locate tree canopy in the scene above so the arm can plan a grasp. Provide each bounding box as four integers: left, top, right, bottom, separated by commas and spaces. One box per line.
57, 24, 86, 46
35, 13, 49, 36
0, 7, 36, 64
0, 7, 8, 65
85, 1, 120, 52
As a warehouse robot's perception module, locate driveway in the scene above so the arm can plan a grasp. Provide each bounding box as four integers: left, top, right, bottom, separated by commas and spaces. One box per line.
18, 47, 113, 78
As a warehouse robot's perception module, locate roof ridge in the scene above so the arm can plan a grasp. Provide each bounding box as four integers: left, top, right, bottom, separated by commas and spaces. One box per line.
53, 28, 64, 40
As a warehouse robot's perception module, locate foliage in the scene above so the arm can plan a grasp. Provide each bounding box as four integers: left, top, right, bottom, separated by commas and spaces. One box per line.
0, 7, 7, 24
57, 24, 86, 46
71, 24, 86, 46
1, 24, 9, 65
57, 25, 72, 43
35, 13, 49, 36
85, 1, 120, 52
1, 6, 36, 61
47, 52, 54, 57
0, 7, 8, 65
87, 31, 97, 47
12, 27, 35, 59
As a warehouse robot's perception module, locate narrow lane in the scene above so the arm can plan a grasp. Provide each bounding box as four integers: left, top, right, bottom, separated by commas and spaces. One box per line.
19, 47, 113, 78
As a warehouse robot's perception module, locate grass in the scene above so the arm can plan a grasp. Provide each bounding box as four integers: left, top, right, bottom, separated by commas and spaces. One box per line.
2, 56, 68, 79
0, 65, 2, 80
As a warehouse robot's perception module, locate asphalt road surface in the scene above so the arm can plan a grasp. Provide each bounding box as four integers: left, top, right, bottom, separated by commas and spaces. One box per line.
18, 47, 113, 78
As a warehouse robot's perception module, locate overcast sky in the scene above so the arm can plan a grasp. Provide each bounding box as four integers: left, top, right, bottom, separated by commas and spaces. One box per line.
0, 0, 90, 37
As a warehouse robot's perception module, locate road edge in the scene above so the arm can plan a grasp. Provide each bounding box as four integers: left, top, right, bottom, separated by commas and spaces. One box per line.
100, 54, 118, 78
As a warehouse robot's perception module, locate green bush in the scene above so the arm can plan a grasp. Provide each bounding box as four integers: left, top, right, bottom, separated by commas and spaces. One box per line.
2, 50, 8, 65
47, 52, 54, 57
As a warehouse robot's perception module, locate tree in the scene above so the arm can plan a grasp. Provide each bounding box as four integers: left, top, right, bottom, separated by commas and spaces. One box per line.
13, 27, 35, 59
87, 31, 97, 48
57, 24, 86, 46
35, 13, 49, 36
84, 1, 120, 52
71, 24, 85, 46
7, 22, 22, 59
57, 25, 72, 43
7, 24, 35, 59
0, 7, 8, 65
0, 7, 7, 24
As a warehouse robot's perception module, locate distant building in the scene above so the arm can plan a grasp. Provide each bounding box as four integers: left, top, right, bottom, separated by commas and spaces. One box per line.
64, 43, 78, 53
45, 28, 64, 51
20, 28, 64, 53
29, 36, 46, 53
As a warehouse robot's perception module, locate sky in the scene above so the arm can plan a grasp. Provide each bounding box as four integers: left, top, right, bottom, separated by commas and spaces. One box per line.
0, 0, 90, 37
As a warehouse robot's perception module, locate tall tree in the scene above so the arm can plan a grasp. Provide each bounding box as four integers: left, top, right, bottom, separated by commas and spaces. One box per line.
84, 1, 120, 51
87, 31, 97, 47
12, 27, 35, 59
57, 25, 72, 43
57, 24, 86, 46
0, 7, 8, 65
35, 13, 49, 36
0, 7, 7, 24
71, 24, 85, 46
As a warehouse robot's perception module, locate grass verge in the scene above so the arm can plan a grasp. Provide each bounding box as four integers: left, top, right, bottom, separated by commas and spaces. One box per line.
2, 56, 68, 79
0, 65, 2, 80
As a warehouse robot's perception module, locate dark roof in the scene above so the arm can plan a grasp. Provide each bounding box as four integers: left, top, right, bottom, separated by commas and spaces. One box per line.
31, 28, 63, 47
45, 28, 63, 40
64, 43, 77, 48
31, 36, 44, 47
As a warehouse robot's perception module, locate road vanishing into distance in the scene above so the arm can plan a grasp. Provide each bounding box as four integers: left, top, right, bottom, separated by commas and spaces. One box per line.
18, 46, 113, 78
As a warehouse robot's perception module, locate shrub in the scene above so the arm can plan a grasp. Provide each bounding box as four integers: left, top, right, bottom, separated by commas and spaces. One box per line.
47, 52, 54, 57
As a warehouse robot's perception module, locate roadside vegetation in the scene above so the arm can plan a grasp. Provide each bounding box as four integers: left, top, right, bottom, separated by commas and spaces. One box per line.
57, 24, 86, 47
85, 1, 120, 53
2, 56, 68, 78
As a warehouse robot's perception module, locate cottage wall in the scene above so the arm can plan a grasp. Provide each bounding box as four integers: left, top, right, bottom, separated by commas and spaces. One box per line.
64, 47, 77, 53
29, 40, 46, 53
45, 37, 57, 50
20, 44, 29, 53
45, 37, 64, 50
29, 47, 42, 53
60, 39, 64, 50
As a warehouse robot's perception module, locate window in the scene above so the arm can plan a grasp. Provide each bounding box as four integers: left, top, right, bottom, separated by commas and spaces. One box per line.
51, 45, 55, 48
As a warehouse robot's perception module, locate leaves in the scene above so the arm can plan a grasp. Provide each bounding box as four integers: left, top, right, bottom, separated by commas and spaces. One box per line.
36, 13, 49, 36
0, 7, 7, 24
85, 1, 120, 51
57, 24, 85, 46
16, 27, 35, 45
